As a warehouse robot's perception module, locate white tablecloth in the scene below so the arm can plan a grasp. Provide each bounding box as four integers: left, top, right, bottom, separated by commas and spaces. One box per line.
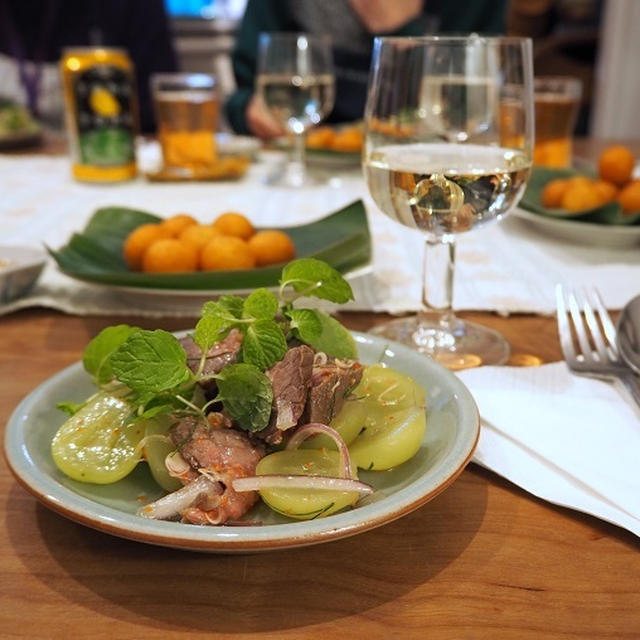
1, 149, 638, 317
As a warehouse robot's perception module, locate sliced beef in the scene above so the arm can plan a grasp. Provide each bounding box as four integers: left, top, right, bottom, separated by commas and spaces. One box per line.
161, 415, 265, 525
303, 359, 364, 425
180, 328, 243, 393
170, 415, 264, 474
254, 345, 314, 445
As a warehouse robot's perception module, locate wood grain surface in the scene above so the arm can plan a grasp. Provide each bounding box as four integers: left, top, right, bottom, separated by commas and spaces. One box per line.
1, 137, 639, 638
1, 309, 638, 640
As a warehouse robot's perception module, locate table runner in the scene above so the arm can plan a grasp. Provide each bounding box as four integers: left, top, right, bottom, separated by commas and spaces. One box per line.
1, 151, 637, 317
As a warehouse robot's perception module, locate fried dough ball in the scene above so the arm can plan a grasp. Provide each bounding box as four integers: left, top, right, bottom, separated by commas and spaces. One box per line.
307, 127, 335, 148
598, 145, 635, 186
142, 238, 199, 273
617, 180, 640, 214
560, 181, 602, 212
123, 224, 171, 271
592, 180, 618, 204
541, 178, 569, 208
248, 230, 296, 266
200, 236, 256, 270
179, 224, 221, 251
212, 212, 255, 240
160, 213, 198, 237
330, 128, 364, 152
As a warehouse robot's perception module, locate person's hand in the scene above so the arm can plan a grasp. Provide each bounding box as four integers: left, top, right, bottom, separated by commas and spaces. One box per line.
348, 0, 424, 33
245, 94, 286, 140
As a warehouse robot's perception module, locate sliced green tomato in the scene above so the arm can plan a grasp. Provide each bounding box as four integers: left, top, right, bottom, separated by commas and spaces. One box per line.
358, 364, 426, 410
301, 397, 368, 449
349, 406, 426, 471
142, 415, 182, 492
51, 392, 143, 484
255, 449, 360, 520
302, 365, 427, 471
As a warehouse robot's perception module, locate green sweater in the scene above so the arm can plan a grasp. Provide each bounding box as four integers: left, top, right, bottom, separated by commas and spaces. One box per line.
225, 0, 506, 134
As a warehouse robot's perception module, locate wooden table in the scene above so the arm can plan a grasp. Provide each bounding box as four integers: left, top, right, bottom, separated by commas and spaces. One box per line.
1, 140, 639, 639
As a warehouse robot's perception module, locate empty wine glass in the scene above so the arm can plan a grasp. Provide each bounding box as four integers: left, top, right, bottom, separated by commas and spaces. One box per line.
363, 36, 534, 369
256, 32, 335, 187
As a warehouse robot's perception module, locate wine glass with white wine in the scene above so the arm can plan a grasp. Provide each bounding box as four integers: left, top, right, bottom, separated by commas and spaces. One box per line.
256, 32, 335, 187
363, 36, 534, 369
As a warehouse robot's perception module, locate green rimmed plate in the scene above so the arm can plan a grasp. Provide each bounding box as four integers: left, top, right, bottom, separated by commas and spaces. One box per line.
4, 332, 479, 553
514, 167, 640, 247
519, 167, 640, 226
49, 199, 372, 292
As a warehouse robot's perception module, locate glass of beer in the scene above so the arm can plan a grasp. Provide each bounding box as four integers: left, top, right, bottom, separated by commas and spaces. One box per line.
533, 76, 582, 168
151, 73, 220, 176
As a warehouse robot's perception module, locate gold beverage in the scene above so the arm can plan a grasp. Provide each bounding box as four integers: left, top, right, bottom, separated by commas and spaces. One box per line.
154, 90, 219, 170
364, 143, 531, 236
534, 92, 580, 167
61, 48, 138, 182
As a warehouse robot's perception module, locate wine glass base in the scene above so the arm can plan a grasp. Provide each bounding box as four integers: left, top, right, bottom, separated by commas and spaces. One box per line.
369, 316, 510, 370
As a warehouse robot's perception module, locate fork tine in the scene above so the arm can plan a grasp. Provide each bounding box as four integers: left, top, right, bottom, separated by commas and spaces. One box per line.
581, 287, 610, 363
555, 284, 578, 363
566, 288, 596, 362
588, 288, 619, 355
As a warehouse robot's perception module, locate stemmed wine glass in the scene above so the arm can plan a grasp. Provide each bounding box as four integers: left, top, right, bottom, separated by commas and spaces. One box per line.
256, 32, 335, 187
363, 36, 534, 369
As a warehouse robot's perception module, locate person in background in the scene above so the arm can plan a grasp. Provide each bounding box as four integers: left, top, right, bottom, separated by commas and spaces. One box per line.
225, 0, 507, 138
0, 0, 178, 132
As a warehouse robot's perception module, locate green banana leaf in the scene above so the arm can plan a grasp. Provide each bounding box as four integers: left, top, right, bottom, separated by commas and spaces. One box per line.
48, 200, 371, 290
519, 167, 640, 226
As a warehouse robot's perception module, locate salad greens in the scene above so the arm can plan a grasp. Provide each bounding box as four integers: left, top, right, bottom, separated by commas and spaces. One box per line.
59, 258, 355, 434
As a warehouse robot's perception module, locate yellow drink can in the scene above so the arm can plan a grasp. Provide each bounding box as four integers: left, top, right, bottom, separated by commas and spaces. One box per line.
61, 48, 138, 182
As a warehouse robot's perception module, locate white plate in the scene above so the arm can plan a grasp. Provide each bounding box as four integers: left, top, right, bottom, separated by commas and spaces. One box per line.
5, 332, 479, 553
512, 207, 640, 248
0, 245, 47, 303
82, 264, 373, 314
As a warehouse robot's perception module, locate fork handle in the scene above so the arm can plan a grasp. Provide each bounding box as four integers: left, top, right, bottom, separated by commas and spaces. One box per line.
618, 372, 640, 412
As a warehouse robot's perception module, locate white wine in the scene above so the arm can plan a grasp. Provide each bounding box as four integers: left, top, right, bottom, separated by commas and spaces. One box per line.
420, 75, 499, 141
257, 73, 335, 133
364, 143, 531, 235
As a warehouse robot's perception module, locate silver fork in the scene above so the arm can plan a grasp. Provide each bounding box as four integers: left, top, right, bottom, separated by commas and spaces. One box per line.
556, 284, 640, 409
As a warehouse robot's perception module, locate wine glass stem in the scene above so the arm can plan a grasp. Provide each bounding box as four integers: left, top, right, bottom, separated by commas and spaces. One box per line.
286, 131, 307, 186
418, 234, 463, 334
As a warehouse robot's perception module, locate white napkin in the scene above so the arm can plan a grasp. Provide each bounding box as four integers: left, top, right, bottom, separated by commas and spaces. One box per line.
457, 362, 640, 537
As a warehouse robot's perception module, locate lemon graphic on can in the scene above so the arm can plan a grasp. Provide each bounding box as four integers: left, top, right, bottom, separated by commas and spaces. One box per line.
89, 86, 121, 117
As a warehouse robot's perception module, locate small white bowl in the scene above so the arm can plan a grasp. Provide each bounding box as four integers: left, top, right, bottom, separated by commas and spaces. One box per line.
0, 246, 47, 303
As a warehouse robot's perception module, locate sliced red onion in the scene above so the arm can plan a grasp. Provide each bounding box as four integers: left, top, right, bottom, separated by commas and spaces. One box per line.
232, 474, 373, 495
165, 451, 191, 478
138, 474, 217, 520
286, 422, 354, 479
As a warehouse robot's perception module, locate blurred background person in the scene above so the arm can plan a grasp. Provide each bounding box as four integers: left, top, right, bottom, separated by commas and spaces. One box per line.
0, 0, 178, 132
224, 0, 507, 139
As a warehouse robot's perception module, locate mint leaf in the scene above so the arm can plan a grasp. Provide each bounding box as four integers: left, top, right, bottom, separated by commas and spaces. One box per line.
56, 401, 84, 416
215, 363, 273, 432
83, 324, 139, 385
111, 330, 192, 394
281, 258, 354, 303
286, 308, 322, 343
203, 295, 244, 320
135, 403, 176, 421
292, 309, 357, 358
242, 318, 287, 370
243, 288, 279, 320
193, 315, 227, 353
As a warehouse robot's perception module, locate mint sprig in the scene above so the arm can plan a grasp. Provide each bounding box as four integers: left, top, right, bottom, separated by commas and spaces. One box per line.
280, 258, 354, 304
77, 258, 358, 433
110, 330, 192, 393
83, 324, 139, 385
